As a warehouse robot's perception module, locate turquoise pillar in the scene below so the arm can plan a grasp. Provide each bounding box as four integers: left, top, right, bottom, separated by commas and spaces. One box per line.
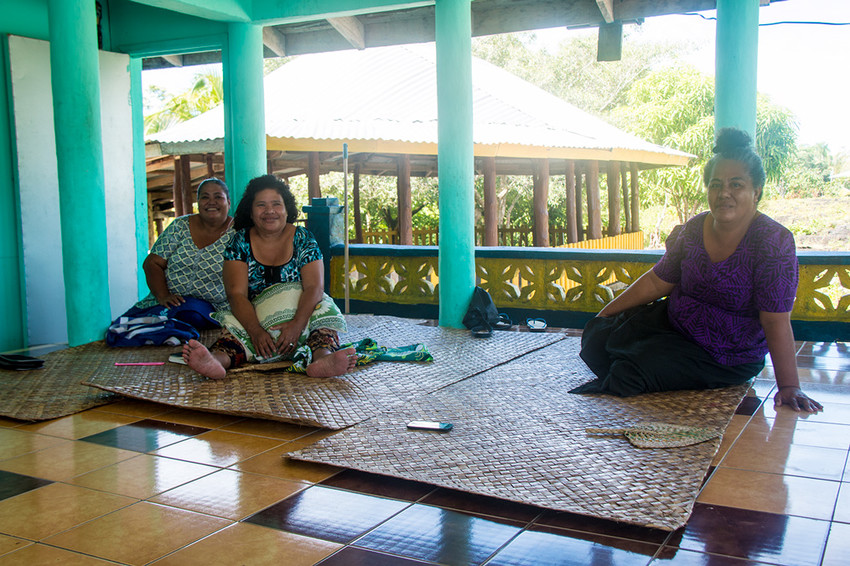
222, 22, 266, 206
435, 0, 475, 328
0, 35, 25, 351
715, 0, 759, 137
47, 0, 112, 346
129, 57, 148, 299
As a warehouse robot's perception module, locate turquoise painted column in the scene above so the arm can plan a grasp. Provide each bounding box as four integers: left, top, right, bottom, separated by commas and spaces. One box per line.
223, 22, 266, 206
435, 0, 475, 328
0, 36, 26, 351
129, 57, 149, 299
715, 0, 759, 137
47, 0, 112, 346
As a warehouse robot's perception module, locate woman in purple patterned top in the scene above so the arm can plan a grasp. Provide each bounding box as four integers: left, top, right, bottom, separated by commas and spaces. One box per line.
573, 128, 822, 413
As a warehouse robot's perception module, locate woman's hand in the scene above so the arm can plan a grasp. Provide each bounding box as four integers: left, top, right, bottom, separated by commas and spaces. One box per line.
269, 320, 304, 356
247, 327, 278, 359
774, 386, 823, 413
156, 293, 185, 308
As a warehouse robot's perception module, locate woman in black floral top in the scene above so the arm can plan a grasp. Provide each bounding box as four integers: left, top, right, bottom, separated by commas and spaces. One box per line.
183, 175, 356, 379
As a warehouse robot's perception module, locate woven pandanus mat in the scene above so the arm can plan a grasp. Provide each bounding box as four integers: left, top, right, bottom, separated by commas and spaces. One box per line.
0, 330, 220, 421
83, 316, 565, 429
292, 337, 750, 530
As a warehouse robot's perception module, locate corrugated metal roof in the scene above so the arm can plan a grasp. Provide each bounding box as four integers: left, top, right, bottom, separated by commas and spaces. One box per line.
148, 44, 691, 166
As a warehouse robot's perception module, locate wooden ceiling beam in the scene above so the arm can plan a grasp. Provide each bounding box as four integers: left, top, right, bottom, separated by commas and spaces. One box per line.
595, 0, 614, 23
263, 27, 287, 57
327, 16, 366, 50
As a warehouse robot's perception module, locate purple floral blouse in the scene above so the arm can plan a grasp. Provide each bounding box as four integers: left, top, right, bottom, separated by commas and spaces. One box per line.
653, 212, 798, 365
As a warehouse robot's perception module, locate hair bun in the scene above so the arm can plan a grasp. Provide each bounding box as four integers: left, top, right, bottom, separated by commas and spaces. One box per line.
712, 127, 753, 155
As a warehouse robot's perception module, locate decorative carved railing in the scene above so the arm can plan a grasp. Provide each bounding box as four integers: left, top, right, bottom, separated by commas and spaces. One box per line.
329, 245, 850, 340
360, 229, 645, 249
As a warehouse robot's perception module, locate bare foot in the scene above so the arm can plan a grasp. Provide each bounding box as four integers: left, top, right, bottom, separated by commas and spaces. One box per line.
183, 339, 227, 380
306, 348, 357, 378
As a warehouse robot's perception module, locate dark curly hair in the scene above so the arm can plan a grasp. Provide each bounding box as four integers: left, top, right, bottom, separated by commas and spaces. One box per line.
233, 175, 298, 231
196, 177, 229, 201
703, 128, 767, 200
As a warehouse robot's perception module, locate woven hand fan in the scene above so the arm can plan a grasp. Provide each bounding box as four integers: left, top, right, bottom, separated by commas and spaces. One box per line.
585, 421, 722, 448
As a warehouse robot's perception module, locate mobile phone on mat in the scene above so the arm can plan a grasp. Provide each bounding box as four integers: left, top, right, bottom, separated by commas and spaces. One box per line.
407, 421, 453, 432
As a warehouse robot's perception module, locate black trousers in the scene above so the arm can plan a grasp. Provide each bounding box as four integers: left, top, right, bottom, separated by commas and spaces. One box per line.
572, 300, 764, 397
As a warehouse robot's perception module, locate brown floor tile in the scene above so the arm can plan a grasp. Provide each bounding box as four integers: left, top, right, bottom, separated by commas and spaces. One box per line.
320, 469, 436, 502
0, 482, 135, 540
13, 411, 140, 440
746, 415, 850, 450
834, 482, 850, 523
0, 438, 138, 482
0, 534, 30, 558
823, 521, 850, 566
149, 521, 341, 566
0, 428, 65, 461
698, 467, 840, 520
712, 414, 749, 466
652, 547, 762, 564
534, 511, 670, 545
668, 503, 829, 566
353, 503, 522, 565
69, 453, 219, 499
219, 418, 318, 440
145, 408, 244, 429
721, 436, 847, 480
797, 342, 850, 359
795, 368, 849, 386
245, 485, 409, 544
149, 468, 306, 520
232, 448, 341, 484
763, 398, 850, 425
154, 429, 286, 467
0, 418, 22, 429
488, 525, 660, 566
420, 487, 541, 523
90, 399, 176, 419
0, 543, 116, 565
43, 501, 230, 565
317, 546, 434, 565
795, 355, 850, 372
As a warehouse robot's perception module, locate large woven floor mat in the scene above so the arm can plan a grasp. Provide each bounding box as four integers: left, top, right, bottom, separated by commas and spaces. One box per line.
84, 316, 565, 429
292, 337, 749, 530
2, 342, 132, 421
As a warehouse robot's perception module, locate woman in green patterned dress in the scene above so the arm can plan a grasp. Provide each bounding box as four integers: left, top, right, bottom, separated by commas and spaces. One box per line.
182, 175, 356, 379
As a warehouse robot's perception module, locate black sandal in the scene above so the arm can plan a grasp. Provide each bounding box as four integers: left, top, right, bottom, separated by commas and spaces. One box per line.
0, 354, 45, 370
471, 324, 493, 338
492, 313, 512, 330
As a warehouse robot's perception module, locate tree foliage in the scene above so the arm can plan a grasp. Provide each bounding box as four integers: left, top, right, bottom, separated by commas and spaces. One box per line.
612, 66, 798, 224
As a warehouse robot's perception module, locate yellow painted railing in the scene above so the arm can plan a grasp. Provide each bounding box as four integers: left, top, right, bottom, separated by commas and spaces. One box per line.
330, 248, 850, 326
361, 229, 645, 249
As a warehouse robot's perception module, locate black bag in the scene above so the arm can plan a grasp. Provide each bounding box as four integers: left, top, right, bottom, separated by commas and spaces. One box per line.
462, 286, 501, 330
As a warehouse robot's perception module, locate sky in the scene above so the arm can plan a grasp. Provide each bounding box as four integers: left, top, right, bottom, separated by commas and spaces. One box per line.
143, 0, 850, 154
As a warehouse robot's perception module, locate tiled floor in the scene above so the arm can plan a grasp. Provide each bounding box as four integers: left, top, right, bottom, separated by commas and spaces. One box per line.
0, 339, 848, 565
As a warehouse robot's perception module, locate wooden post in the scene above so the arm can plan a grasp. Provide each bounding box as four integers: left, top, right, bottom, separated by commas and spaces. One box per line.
353, 163, 363, 243
630, 163, 640, 233
172, 156, 184, 217
308, 152, 321, 200
181, 155, 194, 214
606, 161, 620, 236
575, 163, 584, 240
621, 165, 631, 232
205, 153, 215, 178
565, 160, 577, 243
586, 160, 602, 240
397, 154, 413, 245
482, 156, 497, 246
532, 158, 550, 247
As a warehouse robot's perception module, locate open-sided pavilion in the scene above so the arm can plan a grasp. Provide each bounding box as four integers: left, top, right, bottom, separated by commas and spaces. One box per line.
0, 1, 803, 349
